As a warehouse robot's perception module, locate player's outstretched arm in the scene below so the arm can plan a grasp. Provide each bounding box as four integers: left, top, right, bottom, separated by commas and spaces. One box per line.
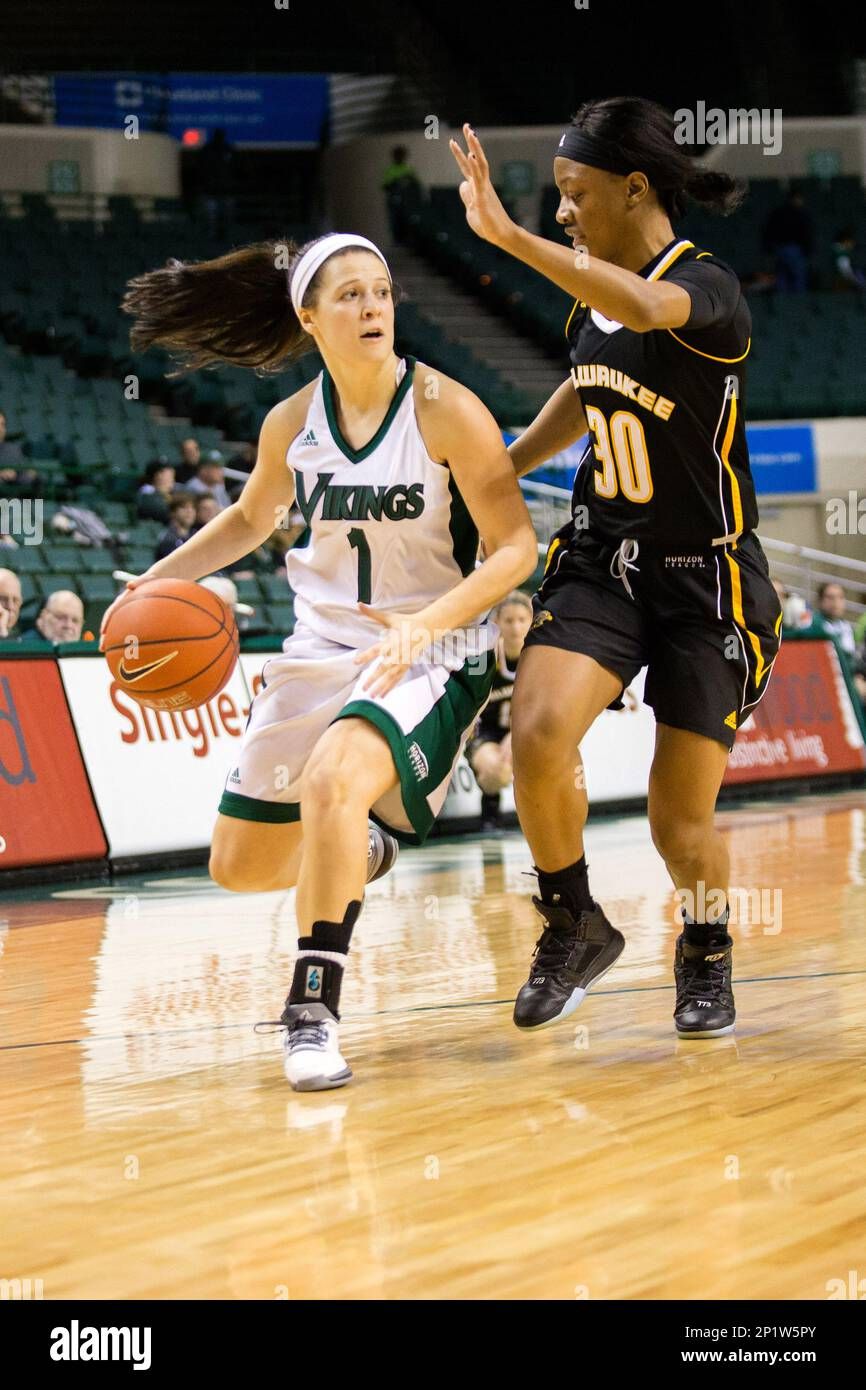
449, 124, 692, 333
508, 378, 588, 478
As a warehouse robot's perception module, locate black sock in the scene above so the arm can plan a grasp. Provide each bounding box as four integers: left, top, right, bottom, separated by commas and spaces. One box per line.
286, 899, 362, 1021
682, 909, 731, 948
536, 856, 594, 917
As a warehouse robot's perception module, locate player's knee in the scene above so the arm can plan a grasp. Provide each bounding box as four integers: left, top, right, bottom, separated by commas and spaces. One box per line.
649, 813, 707, 868
209, 849, 275, 894
300, 752, 360, 818
511, 708, 567, 777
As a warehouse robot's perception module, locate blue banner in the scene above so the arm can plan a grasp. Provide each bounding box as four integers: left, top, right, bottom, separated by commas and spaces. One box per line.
54, 73, 329, 145
746, 423, 816, 494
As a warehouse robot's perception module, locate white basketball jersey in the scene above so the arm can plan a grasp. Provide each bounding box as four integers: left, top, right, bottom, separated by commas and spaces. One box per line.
285, 356, 495, 664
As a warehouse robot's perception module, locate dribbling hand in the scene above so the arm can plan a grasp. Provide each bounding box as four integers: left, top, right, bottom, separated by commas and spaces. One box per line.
352, 603, 434, 698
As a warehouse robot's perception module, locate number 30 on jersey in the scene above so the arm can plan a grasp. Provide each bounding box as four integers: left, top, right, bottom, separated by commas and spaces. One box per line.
586, 406, 654, 504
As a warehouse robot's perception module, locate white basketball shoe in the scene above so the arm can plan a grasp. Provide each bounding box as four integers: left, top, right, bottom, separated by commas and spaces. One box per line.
281, 1005, 353, 1092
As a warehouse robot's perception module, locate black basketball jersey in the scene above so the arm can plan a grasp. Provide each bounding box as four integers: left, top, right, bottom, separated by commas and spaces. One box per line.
566, 238, 759, 549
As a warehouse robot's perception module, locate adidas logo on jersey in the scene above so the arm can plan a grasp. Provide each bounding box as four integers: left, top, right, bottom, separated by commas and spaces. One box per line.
300, 428, 319, 447
724, 710, 738, 730
228, 767, 241, 785
408, 741, 429, 782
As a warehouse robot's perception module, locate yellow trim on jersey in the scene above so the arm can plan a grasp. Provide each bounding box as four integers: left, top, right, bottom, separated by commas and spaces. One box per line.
544, 537, 562, 575
725, 551, 769, 687
646, 240, 694, 281
720, 392, 744, 548
667, 329, 751, 362
696, 251, 713, 259
564, 298, 584, 339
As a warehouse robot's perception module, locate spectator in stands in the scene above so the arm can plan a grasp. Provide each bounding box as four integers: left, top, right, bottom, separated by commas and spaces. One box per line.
771, 577, 810, 630
136, 458, 177, 523
830, 228, 865, 293
853, 594, 866, 649
382, 145, 423, 242
0, 410, 42, 497
22, 590, 84, 645
762, 187, 813, 293
185, 450, 233, 509
0, 568, 23, 639
467, 591, 533, 828
176, 437, 201, 485
192, 494, 221, 530
809, 581, 857, 660
227, 440, 256, 475
154, 493, 197, 561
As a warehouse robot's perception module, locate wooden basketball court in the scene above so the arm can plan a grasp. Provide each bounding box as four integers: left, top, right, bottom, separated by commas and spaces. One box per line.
2, 790, 864, 1300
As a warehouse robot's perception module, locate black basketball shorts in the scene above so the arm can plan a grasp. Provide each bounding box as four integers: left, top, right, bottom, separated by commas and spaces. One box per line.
522, 526, 783, 750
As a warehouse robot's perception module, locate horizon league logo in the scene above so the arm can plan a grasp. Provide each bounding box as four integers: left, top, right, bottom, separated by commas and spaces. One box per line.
674, 102, 783, 156
295, 472, 425, 524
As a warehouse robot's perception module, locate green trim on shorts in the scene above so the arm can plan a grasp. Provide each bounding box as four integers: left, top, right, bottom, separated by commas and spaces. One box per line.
334, 650, 496, 844
218, 791, 302, 823
336, 700, 434, 840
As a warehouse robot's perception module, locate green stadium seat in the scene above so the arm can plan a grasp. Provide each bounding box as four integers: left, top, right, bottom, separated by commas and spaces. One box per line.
257, 573, 291, 603
79, 548, 117, 573
264, 602, 295, 633
123, 545, 157, 573
79, 575, 118, 603
5, 545, 45, 571
36, 571, 77, 595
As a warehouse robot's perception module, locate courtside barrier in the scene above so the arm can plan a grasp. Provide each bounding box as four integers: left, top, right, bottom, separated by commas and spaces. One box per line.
1, 636, 863, 871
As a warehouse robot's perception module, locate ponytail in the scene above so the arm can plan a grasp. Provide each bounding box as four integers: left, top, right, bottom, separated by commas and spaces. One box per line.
122, 237, 325, 375
681, 167, 745, 217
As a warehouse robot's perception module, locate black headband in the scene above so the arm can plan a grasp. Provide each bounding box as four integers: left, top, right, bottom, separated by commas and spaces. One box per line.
555, 126, 634, 175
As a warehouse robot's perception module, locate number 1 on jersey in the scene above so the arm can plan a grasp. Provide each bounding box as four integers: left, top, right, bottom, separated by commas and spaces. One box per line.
347, 528, 372, 603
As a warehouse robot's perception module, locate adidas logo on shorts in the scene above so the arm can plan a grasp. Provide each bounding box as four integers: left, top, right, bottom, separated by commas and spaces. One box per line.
300, 428, 319, 447
408, 741, 429, 781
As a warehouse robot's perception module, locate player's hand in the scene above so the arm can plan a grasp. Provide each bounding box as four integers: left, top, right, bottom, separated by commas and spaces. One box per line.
448, 124, 515, 249
98, 574, 149, 651
353, 604, 434, 697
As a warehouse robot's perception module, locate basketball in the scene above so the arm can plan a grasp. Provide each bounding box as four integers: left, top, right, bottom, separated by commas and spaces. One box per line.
102, 578, 239, 711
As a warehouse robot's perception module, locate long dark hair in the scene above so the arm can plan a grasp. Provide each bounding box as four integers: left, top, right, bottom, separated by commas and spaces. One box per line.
568, 97, 745, 219
121, 236, 387, 375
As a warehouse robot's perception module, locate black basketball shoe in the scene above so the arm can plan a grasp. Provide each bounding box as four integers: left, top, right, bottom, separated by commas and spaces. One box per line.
513, 897, 625, 1030
673, 933, 736, 1038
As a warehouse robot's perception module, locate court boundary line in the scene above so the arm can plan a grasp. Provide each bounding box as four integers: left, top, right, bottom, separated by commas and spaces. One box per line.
2, 967, 864, 1053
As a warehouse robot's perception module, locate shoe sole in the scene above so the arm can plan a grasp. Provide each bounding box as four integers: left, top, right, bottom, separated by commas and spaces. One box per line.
675, 1022, 736, 1039
514, 937, 625, 1031
288, 1067, 353, 1092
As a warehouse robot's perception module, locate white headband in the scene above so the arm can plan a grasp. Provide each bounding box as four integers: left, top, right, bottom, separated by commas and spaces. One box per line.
289, 234, 391, 314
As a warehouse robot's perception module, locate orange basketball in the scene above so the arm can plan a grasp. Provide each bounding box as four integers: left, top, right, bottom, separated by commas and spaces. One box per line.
102, 578, 239, 711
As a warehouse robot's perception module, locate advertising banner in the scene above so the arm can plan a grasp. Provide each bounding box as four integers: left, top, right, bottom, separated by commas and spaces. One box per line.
0, 657, 107, 868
